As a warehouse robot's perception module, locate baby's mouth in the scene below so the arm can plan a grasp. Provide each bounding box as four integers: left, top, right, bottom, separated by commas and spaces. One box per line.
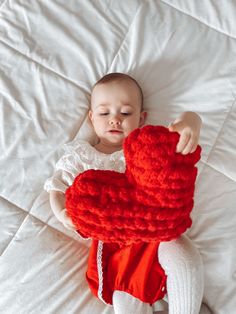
109, 130, 123, 134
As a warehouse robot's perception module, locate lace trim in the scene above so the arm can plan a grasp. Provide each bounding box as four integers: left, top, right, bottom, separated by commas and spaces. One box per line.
65, 139, 125, 170
97, 241, 107, 304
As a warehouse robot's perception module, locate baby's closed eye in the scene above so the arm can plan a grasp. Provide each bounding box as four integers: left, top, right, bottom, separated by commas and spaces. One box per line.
99, 112, 109, 116
121, 112, 132, 116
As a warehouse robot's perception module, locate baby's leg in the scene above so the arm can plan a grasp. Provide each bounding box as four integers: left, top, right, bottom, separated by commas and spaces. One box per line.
158, 235, 204, 314
112, 290, 153, 314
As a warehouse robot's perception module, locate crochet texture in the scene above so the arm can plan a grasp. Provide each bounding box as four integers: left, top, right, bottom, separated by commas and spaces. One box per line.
65, 125, 201, 245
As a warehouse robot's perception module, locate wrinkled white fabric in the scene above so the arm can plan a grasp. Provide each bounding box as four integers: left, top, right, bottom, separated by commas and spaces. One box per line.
1, 1, 236, 313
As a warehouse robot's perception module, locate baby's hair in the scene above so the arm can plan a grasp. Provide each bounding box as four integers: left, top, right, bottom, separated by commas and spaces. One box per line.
92, 72, 144, 110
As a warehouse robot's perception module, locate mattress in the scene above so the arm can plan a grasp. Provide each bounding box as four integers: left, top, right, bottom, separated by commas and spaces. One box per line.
0, 1, 236, 313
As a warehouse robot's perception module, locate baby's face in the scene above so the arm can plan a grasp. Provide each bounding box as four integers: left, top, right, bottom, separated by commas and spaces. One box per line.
89, 80, 146, 150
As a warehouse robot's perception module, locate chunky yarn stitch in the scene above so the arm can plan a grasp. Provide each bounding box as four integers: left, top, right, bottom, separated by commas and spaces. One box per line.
65, 125, 201, 245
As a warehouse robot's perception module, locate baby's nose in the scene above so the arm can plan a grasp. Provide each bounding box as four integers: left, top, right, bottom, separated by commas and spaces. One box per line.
110, 115, 121, 125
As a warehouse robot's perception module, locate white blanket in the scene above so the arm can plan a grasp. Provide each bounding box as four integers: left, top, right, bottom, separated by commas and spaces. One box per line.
0, 1, 236, 313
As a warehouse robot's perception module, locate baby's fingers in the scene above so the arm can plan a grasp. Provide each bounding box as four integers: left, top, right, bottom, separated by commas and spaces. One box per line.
60, 209, 76, 230
176, 132, 190, 153
182, 138, 195, 155
182, 135, 198, 154
190, 144, 198, 153
63, 220, 76, 231
63, 216, 75, 229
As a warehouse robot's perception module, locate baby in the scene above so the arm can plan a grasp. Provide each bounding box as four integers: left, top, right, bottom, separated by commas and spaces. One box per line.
45, 73, 204, 314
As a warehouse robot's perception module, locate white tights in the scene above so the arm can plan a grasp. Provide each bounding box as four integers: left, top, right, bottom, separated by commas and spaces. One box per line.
112, 236, 204, 314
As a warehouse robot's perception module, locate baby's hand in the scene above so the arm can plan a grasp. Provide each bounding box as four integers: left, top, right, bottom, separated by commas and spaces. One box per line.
49, 190, 76, 231
54, 208, 76, 231
168, 112, 202, 155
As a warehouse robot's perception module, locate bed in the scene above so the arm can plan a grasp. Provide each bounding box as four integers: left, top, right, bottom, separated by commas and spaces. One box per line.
0, 1, 236, 313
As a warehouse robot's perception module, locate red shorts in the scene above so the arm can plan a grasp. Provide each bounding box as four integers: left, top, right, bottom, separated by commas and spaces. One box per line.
86, 240, 167, 305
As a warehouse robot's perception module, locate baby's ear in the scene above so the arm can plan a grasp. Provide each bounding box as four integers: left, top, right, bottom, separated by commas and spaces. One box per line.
139, 111, 147, 127
88, 110, 93, 121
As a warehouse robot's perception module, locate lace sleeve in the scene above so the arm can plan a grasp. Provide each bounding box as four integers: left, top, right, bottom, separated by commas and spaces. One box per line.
44, 151, 85, 193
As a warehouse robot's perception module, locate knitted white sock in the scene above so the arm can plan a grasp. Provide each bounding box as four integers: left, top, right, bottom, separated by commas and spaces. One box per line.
158, 235, 204, 314
112, 290, 153, 314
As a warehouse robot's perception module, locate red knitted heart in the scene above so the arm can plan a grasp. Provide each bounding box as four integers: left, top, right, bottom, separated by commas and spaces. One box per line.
65, 125, 201, 245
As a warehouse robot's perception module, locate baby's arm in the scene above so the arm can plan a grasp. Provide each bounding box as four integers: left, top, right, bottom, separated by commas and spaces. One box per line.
169, 111, 202, 155
49, 190, 76, 230
44, 145, 85, 231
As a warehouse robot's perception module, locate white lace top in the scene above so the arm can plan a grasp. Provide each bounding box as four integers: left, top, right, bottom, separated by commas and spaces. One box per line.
44, 139, 125, 193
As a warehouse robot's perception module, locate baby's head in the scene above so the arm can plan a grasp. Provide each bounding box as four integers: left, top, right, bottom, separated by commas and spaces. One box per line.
89, 73, 147, 153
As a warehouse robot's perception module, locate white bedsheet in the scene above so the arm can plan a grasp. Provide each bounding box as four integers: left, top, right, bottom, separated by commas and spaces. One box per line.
0, 1, 236, 313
